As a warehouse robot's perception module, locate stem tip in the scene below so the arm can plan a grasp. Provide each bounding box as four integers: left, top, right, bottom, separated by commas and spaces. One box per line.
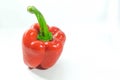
27, 6, 36, 14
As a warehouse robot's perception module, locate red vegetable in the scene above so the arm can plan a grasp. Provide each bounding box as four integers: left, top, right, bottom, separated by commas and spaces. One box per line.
22, 6, 66, 69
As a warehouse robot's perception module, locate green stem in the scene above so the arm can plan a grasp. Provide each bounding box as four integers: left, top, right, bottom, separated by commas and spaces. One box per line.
27, 6, 52, 41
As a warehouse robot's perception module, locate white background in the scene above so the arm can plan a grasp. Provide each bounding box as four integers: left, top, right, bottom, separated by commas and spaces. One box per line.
0, 0, 120, 80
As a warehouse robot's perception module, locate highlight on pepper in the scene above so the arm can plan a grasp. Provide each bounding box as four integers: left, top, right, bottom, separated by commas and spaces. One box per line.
22, 6, 66, 69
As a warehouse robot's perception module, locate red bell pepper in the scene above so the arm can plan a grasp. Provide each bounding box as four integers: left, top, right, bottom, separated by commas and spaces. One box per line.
22, 6, 66, 69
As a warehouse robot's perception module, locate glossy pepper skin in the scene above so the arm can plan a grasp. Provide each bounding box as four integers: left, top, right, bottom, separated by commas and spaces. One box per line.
22, 6, 66, 69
